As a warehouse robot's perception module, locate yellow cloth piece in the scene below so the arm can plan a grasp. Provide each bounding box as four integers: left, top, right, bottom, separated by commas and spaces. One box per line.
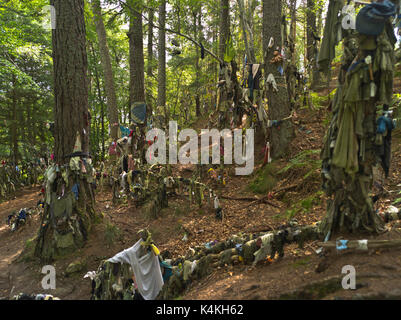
151, 244, 160, 256
127, 170, 133, 186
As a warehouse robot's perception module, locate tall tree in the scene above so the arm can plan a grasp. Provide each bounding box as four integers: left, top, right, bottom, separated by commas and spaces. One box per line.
289, 0, 297, 65
10, 74, 18, 164
127, 0, 145, 110
157, 0, 167, 126
237, 0, 256, 63
147, 7, 154, 114
306, 0, 321, 88
194, 5, 202, 117
219, 0, 230, 61
35, 0, 95, 262
91, 0, 119, 141
263, 0, 293, 158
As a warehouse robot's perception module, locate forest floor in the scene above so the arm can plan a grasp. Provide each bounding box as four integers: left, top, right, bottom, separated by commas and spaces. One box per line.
2, 92, 401, 300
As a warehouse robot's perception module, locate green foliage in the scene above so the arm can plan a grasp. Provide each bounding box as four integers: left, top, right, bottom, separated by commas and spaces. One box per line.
291, 257, 311, 268
283, 191, 324, 221
104, 222, 121, 247
278, 149, 321, 180
0, 0, 53, 160
173, 205, 185, 216
393, 197, 401, 205
310, 92, 328, 109
94, 211, 105, 224
393, 184, 401, 205
249, 164, 277, 194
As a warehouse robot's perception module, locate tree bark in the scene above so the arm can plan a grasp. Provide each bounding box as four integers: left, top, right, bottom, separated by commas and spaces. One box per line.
128, 1, 145, 106
219, 0, 230, 61
158, 1, 167, 127
147, 7, 154, 116
306, 0, 316, 67
194, 7, 202, 117
306, 0, 321, 88
11, 74, 18, 164
237, 0, 256, 63
91, 0, 119, 141
263, 0, 294, 159
289, 0, 297, 65
90, 43, 106, 160
35, 0, 95, 262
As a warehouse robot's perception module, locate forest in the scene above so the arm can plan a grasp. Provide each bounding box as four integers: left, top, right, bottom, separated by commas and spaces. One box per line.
1, 0, 401, 303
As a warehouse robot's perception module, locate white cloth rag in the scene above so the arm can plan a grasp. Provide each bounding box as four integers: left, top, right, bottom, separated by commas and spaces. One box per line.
108, 239, 164, 300
266, 73, 278, 92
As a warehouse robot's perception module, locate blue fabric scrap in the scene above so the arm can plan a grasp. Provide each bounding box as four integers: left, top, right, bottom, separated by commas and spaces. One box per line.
18, 209, 26, 220
72, 184, 79, 200
120, 125, 131, 137
377, 116, 395, 134
336, 239, 349, 251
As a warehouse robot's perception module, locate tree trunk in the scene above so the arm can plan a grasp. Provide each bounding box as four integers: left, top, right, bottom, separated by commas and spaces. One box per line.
35, 0, 95, 262
286, 0, 299, 109
306, 0, 321, 88
158, 1, 167, 128
147, 7, 154, 116
11, 75, 18, 164
219, 0, 230, 61
319, 27, 393, 237
90, 43, 106, 160
237, 0, 251, 63
263, 0, 293, 159
91, 0, 119, 141
289, 0, 297, 65
306, 0, 316, 68
237, 0, 256, 63
194, 8, 201, 118
128, 2, 145, 107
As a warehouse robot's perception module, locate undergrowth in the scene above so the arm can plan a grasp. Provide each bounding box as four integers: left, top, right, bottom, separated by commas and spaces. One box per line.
248, 163, 277, 194
104, 222, 121, 247
278, 149, 321, 180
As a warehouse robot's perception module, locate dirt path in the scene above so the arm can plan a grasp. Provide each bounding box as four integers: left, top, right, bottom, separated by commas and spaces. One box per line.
0, 187, 41, 299
1, 103, 401, 300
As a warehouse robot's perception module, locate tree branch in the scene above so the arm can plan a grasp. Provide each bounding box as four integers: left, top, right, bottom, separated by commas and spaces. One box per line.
118, 0, 224, 65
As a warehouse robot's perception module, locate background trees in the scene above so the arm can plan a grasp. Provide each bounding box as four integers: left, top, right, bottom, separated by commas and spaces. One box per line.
0, 0, 331, 164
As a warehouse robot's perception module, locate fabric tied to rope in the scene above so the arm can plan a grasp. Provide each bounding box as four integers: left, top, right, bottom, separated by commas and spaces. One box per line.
336, 239, 349, 251
358, 240, 368, 251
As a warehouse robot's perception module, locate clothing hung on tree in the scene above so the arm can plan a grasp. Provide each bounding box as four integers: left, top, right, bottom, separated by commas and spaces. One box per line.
122, 156, 128, 173
119, 125, 131, 138
247, 64, 262, 102
318, 0, 344, 73
108, 239, 164, 300
131, 102, 147, 125
376, 113, 395, 177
